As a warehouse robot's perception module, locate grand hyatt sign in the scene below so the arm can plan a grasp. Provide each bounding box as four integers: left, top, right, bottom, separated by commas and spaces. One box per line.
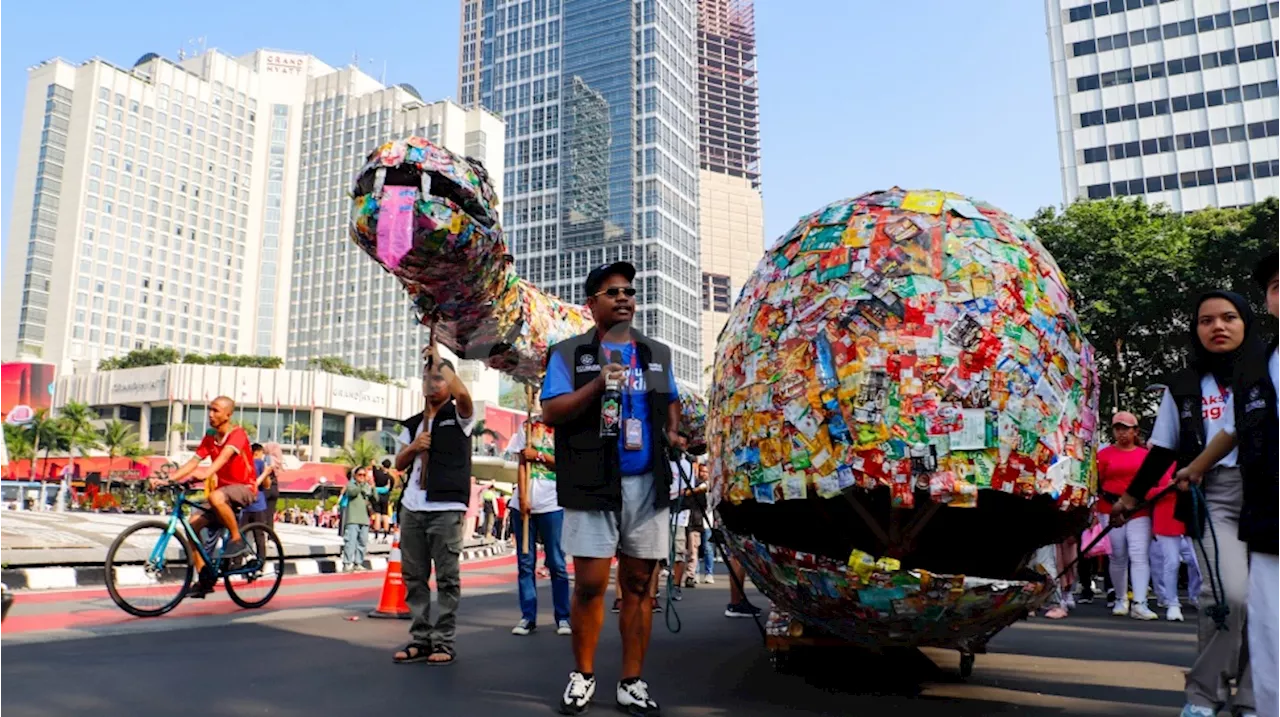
110, 377, 167, 401
333, 387, 386, 408
265, 54, 304, 75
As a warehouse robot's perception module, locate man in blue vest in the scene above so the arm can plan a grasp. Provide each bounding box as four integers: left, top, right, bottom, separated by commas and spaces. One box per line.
542, 262, 682, 717
391, 345, 474, 666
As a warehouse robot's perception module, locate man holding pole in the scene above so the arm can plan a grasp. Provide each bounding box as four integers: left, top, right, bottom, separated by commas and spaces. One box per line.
505, 404, 571, 637
391, 342, 474, 666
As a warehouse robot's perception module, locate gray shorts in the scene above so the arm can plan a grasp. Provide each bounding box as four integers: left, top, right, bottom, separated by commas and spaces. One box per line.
562, 473, 670, 561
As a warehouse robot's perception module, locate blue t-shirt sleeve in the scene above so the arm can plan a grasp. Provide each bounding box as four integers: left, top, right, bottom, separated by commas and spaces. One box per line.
667, 366, 680, 403
541, 351, 573, 401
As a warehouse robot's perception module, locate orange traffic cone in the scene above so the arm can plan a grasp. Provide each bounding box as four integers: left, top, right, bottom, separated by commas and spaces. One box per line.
368, 539, 411, 619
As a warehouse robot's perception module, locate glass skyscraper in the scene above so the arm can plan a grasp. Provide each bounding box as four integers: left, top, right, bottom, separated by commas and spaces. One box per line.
462, 0, 702, 385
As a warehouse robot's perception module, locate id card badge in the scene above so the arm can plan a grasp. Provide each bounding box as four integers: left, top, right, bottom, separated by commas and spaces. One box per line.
623, 418, 643, 451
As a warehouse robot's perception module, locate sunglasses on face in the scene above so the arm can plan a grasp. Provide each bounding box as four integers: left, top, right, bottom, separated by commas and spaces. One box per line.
594, 287, 637, 298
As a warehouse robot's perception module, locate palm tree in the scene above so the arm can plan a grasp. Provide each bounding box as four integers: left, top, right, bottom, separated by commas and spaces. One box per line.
168, 421, 191, 456
100, 420, 143, 477
23, 410, 64, 481
229, 419, 257, 441
57, 401, 100, 475
334, 437, 383, 469
469, 419, 502, 454
4, 423, 34, 470
284, 422, 310, 459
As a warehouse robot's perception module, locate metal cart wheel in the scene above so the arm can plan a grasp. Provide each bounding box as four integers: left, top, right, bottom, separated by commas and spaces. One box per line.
959, 652, 975, 678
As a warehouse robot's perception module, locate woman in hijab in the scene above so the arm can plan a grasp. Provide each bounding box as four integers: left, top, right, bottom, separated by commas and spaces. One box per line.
1112, 290, 1264, 717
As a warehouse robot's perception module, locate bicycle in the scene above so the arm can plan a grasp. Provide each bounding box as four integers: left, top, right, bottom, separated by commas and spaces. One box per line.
104, 485, 285, 617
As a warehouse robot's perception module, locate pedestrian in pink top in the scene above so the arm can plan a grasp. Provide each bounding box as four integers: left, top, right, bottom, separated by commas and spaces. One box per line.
1096, 412, 1159, 621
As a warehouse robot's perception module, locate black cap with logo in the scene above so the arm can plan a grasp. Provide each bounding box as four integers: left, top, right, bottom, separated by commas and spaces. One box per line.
583, 261, 636, 297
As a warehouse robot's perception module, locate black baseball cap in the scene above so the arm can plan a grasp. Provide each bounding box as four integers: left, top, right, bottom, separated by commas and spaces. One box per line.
1253, 250, 1277, 289
583, 261, 636, 297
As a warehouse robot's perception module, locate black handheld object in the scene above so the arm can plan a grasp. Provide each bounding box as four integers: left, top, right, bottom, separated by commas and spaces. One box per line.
599, 350, 624, 439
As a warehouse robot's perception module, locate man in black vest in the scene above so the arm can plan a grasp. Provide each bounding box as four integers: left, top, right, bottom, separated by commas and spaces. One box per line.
391, 346, 474, 666
542, 261, 683, 717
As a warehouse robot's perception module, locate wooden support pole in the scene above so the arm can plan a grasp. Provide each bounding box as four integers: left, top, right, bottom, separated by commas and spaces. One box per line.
519, 385, 535, 555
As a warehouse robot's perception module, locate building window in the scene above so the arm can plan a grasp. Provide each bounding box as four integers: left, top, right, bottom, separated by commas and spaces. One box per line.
702, 272, 731, 313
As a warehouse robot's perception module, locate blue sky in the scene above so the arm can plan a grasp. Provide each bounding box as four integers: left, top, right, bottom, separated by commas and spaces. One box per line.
0, 0, 1062, 268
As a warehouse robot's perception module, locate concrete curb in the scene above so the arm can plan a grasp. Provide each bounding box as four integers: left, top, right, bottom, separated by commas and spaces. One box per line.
2, 542, 512, 591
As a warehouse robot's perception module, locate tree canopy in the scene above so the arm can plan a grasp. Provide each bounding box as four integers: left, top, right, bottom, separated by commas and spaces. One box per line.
305, 357, 396, 385
98, 347, 283, 371
1029, 196, 1276, 417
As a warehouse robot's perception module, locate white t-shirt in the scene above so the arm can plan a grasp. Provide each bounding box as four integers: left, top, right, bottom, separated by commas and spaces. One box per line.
668, 458, 694, 527
397, 408, 476, 512
1149, 376, 1237, 467
505, 430, 561, 514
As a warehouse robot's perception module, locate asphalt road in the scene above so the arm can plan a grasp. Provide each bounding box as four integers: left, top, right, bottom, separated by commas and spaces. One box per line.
2, 568, 1198, 717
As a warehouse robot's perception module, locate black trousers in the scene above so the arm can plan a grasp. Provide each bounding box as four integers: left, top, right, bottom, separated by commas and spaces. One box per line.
239, 498, 278, 557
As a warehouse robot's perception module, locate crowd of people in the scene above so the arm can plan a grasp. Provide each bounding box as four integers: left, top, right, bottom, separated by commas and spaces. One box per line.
137, 255, 1275, 717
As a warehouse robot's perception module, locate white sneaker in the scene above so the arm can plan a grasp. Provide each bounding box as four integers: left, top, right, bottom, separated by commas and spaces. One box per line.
560, 671, 595, 715
616, 678, 660, 717
702, 574, 715, 585
1111, 599, 1130, 617
556, 619, 572, 636
1130, 603, 1159, 621
1178, 705, 1215, 717
1166, 605, 1185, 622
511, 619, 535, 636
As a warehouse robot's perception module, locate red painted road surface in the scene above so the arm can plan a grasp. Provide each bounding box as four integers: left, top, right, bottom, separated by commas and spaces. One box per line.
3, 551, 567, 636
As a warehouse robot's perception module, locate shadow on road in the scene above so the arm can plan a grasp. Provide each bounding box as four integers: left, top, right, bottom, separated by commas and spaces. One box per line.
2, 584, 1192, 716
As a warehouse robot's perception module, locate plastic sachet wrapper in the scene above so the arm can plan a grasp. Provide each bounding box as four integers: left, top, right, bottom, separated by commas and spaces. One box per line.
679, 391, 708, 455
350, 136, 592, 384
738, 533, 1052, 652
707, 188, 1099, 510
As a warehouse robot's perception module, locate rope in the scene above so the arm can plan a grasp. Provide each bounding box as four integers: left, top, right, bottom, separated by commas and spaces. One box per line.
1054, 481, 1178, 583
1190, 484, 1230, 631
661, 450, 766, 641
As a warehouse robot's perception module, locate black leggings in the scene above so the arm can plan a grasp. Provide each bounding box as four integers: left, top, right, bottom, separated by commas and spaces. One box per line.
1077, 554, 1114, 599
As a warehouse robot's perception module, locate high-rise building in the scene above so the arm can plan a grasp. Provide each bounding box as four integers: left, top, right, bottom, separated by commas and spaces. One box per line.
2, 51, 303, 372
2, 49, 504, 390
460, 0, 704, 386
696, 0, 764, 387
697, 0, 760, 188
1044, 0, 1279, 211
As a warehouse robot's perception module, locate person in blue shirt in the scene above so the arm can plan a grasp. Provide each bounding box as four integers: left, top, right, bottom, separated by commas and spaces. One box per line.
540, 261, 682, 717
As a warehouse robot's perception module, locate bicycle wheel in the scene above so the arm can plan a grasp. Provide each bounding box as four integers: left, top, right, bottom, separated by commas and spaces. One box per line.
105, 520, 194, 617
223, 523, 285, 609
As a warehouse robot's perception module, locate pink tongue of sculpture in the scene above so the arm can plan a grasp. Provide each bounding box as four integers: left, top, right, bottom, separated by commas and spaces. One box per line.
375, 187, 417, 268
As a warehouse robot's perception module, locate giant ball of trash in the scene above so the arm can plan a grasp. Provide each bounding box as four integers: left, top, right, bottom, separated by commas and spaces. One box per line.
708, 188, 1099, 581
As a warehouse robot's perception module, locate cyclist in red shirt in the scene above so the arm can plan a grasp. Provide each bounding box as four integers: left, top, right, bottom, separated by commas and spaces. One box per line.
152, 395, 258, 596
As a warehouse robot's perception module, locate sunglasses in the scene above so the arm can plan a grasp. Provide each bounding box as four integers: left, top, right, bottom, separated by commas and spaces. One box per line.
594, 287, 637, 298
